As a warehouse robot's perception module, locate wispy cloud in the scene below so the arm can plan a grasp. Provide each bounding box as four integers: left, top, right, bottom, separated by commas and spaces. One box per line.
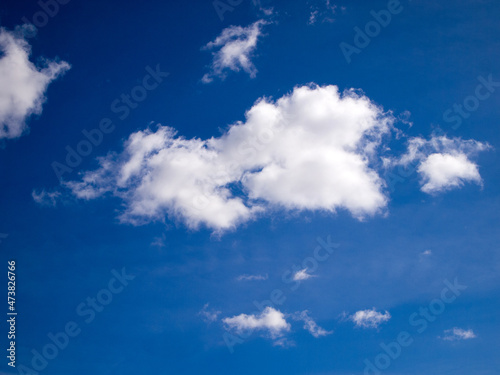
292, 268, 315, 281
32, 189, 61, 207
150, 233, 167, 248
349, 308, 391, 329
308, 0, 338, 25
199, 303, 221, 324
251, 0, 274, 16
202, 20, 267, 83
292, 310, 332, 337
236, 274, 268, 281
440, 327, 477, 341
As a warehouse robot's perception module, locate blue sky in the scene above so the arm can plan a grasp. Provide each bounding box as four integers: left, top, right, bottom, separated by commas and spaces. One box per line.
0, 0, 499, 374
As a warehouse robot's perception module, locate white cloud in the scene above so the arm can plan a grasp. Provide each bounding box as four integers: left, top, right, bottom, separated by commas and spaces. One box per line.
395, 134, 489, 194
236, 274, 268, 281
223, 308, 331, 345
0, 25, 70, 139
223, 307, 290, 338
199, 303, 221, 323
421, 250, 432, 256
66, 84, 394, 231
202, 20, 267, 83
419, 153, 482, 193
441, 327, 477, 341
32, 189, 61, 207
292, 268, 314, 281
293, 310, 332, 337
350, 308, 391, 329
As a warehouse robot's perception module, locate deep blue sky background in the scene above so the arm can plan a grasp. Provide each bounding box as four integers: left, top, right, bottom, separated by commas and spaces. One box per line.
0, 0, 499, 374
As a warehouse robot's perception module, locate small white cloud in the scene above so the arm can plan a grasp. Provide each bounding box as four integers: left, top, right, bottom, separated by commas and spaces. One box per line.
199, 303, 221, 323
0, 25, 70, 139
223, 307, 290, 338
293, 310, 332, 338
292, 268, 314, 281
202, 20, 267, 83
441, 327, 477, 341
32, 189, 61, 207
350, 308, 391, 329
419, 153, 482, 193
236, 274, 268, 281
421, 250, 432, 256
394, 134, 490, 194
